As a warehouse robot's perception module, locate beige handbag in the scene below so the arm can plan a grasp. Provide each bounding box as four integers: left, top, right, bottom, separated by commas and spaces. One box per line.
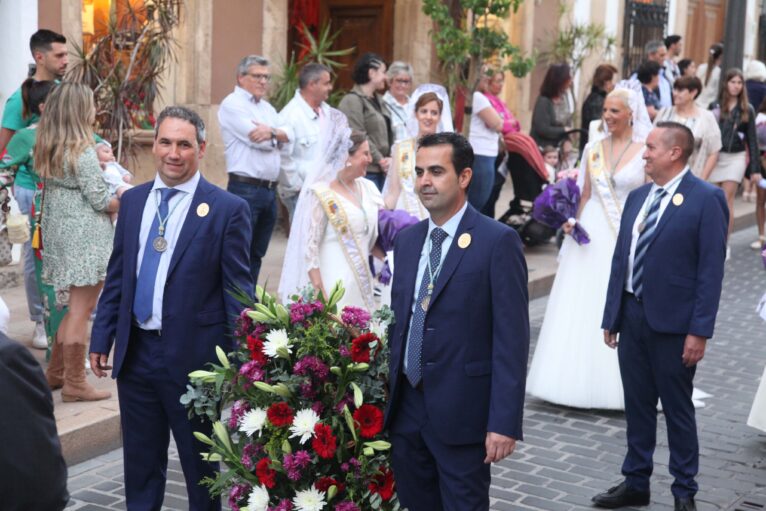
6, 213, 30, 244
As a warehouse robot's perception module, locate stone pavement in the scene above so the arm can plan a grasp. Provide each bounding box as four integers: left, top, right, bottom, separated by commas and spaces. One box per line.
61, 227, 766, 510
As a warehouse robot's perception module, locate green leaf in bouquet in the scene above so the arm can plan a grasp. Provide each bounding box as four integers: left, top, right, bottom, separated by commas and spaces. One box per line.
276, 346, 292, 360
343, 404, 358, 442
254, 381, 275, 393
193, 431, 215, 446
330, 366, 343, 377
281, 439, 292, 454
327, 484, 338, 501
363, 441, 391, 451
188, 370, 217, 382
201, 451, 223, 462
254, 302, 276, 318
212, 421, 234, 454
215, 346, 230, 369
275, 303, 290, 325
350, 363, 370, 372
272, 383, 292, 398
363, 447, 374, 456
350, 382, 363, 408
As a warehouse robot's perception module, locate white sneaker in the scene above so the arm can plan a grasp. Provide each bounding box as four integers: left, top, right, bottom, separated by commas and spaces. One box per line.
31, 322, 48, 350
751, 238, 765, 250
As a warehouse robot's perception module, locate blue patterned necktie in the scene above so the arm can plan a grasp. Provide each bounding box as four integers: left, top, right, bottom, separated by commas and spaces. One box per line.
632, 188, 667, 298
133, 188, 180, 323
405, 227, 448, 387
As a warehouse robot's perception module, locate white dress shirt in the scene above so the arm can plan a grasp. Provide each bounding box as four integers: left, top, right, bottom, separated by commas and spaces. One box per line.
625, 167, 689, 293
218, 86, 288, 181
278, 90, 331, 197
404, 200, 468, 371
383, 91, 410, 143
135, 171, 200, 329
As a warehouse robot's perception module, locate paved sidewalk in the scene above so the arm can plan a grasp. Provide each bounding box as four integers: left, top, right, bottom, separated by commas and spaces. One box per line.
62, 227, 766, 510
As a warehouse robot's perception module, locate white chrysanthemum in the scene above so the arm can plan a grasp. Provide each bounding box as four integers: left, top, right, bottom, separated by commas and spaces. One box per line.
239, 408, 267, 437
264, 328, 292, 358
246, 485, 270, 511
289, 408, 320, 444
292, 486, 326, 511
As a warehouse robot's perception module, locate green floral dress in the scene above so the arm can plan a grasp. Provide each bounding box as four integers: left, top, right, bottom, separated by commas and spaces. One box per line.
41, 147, 114, 305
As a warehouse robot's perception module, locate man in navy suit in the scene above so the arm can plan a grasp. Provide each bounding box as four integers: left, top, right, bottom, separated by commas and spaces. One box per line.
595, 122, 728, 511
384, 132, 529, 511
90, 106, 253, 510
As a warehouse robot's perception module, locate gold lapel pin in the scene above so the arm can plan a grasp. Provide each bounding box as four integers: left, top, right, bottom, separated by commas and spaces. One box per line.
457, 232, 471, 249
197, 203, 210, 217
672, 193, 684, 206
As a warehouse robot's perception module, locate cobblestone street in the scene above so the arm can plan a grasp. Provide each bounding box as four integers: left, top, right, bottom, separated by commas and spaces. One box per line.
64, 228, 766, 510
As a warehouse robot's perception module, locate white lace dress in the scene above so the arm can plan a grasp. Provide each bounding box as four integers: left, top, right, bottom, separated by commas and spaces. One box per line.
306, 178, 382, 311
526, 144, 646, 410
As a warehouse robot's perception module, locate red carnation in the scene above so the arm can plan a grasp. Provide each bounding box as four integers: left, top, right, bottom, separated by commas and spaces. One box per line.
315, 476, 345, 493
311, 423, 337, 459
255, 457, 276, 488
247, 335, 267, 365
350, 333, 378, 363
267, 402, 294, 428
368, 467, 395, 501
353, 404, 384, 439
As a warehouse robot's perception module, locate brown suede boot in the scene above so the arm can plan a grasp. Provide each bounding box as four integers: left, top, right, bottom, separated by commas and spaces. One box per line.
45, 337, 64, 390
61, 343, 111, 402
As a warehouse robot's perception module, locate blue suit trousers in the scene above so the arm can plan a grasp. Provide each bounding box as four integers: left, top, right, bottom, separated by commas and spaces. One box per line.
618, 293, 698, 498
390, 382, 490, 511
117, 327, 220, 511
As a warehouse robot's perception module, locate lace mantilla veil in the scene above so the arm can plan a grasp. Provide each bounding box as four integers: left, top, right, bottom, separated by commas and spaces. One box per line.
405, 83, 454, 137
278, 108, 353, 303
578, 79, 652, 189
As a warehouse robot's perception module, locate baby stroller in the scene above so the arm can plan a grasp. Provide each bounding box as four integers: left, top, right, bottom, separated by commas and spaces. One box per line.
498, 130, 586, 247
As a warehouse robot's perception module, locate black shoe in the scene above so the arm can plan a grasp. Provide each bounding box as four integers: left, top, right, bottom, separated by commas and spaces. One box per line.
674, 497, 696, 511
592, 481, 650, 508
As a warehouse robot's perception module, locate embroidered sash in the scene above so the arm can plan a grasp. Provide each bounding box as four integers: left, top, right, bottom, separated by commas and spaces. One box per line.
313, 184, 376, 311
587, 140, 623, 236
396, 139, 427, 220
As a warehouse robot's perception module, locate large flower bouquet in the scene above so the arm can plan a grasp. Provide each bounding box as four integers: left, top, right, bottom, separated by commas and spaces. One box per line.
182, 282, 400, 511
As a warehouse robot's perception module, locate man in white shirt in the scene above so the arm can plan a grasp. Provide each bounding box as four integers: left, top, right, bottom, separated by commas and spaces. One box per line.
218, 55, 290, 285
278, 63, 333, 221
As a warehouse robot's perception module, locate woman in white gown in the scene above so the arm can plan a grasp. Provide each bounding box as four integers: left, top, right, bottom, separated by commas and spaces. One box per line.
747, 292, 766, 432
279, 109, 394, 311
385, 84, 454, 220
526, 83, 650, 410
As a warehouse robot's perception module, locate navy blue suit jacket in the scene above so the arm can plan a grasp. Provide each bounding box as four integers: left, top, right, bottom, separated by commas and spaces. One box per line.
384, 204, 530, 445
601, 171, 728, 338
90, 176, 253, 384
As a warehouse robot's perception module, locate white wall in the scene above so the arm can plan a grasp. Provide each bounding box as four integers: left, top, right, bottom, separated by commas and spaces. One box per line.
0, 0, 38, 121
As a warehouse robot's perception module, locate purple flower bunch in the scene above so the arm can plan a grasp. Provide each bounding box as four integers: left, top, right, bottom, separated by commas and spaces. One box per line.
238, 360, 265, 387
340, 306, 371, 330
283, 450, 312, 481
289, 299, 324, 326
241, 442, 263, 470
335, 502, 361, 511
228, 400, 250, 429
269, 499, 293, 511
228, 483, 251, 511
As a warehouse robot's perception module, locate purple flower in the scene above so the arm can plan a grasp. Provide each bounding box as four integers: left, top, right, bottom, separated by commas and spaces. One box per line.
269, 499, 293, 511
234, 309, 254, 337
228, 483, 251, 510
241, 443, 262, 470
294, 356, 329, 381
311, 401, 325, 416
228, 400, 250, 429
338, 345, 351, 358
335, 502, 360, 511
299, 381, 318, 399
341, 306, 371, 329
335, 393, 354, 414
283, 450, 312, 481
289, 300, 325, 326
239, 360, 265, 387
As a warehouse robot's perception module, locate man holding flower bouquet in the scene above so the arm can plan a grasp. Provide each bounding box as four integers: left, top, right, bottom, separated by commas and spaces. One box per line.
385, 132, 530, 510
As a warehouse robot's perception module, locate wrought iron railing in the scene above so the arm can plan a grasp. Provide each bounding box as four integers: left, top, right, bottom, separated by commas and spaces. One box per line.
622, 0, 669, 76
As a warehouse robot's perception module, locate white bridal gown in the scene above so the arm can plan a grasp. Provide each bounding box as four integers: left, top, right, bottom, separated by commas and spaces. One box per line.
307, 178, 382, 312
526, 146, 646, 410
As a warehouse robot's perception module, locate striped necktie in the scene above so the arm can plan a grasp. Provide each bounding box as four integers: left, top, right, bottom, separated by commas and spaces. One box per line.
632, 188, 667, 298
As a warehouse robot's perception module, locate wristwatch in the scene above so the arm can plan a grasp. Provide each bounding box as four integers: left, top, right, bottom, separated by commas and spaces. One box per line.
270, 128, 277, 147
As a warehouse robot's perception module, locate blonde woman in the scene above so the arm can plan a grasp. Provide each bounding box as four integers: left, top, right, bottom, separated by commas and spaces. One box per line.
35, 82, 121, 402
